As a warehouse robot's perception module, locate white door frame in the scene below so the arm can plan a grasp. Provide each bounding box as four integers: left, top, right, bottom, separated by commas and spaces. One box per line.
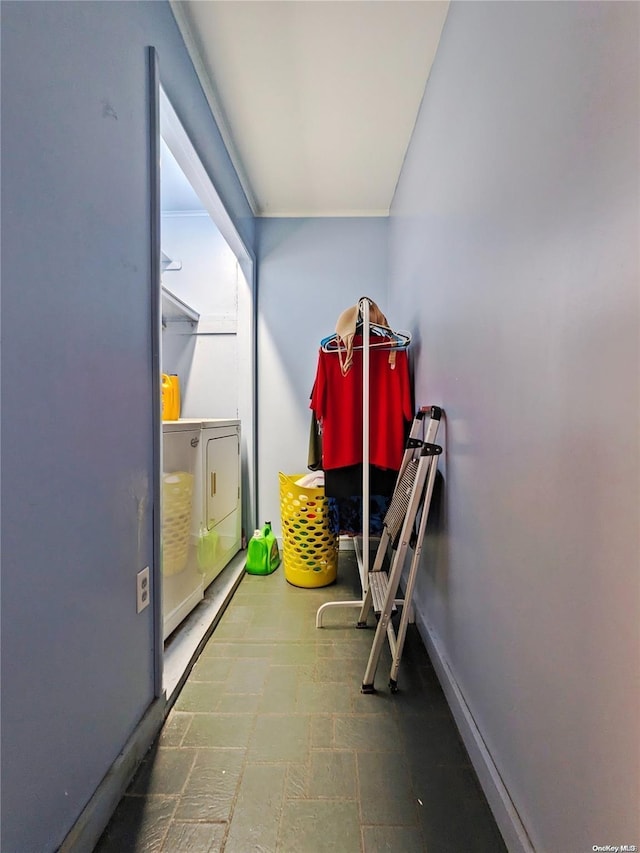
150, 75, 257, 697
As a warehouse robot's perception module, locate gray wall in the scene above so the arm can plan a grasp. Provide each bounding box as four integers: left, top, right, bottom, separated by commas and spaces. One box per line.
0, 3, 252, 851
255, 218, 389, 533
389, 2, 640, 851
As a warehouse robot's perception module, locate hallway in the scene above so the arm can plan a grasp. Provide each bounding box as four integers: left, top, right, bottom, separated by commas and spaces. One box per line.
94, 551, 506, 852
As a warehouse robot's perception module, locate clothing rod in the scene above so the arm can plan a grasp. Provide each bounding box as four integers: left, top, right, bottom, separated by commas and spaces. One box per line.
361, 296, 370, 583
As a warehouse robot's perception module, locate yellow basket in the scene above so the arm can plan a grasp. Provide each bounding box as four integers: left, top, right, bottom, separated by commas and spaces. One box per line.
162, 471, 194, 576
278, 472, 338, 588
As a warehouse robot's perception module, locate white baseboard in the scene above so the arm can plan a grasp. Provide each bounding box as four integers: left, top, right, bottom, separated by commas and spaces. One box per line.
413, 610, 535, 853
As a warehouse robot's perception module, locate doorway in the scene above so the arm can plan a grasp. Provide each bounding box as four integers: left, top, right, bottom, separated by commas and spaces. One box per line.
155, 82, 256, 695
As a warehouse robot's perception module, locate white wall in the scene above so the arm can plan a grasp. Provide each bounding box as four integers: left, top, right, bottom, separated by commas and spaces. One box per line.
162, 213, 238, 320
389, 3, 640, 851
256, 218, 389, 534
162, 213, 240, 418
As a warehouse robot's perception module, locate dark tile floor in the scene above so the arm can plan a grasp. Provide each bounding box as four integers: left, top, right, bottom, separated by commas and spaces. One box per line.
95, 551, 507, 852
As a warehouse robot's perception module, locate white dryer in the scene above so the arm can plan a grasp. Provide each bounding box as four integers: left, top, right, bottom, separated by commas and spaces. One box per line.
196, 419, 241, 590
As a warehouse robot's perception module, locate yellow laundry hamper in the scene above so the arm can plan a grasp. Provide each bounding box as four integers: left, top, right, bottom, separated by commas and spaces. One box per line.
162, 471, 194, 576
278, 472, 338, 588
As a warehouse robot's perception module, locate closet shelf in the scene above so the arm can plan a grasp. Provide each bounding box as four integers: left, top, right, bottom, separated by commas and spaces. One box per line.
161, 250, 182, 272
161, 285, 199, 329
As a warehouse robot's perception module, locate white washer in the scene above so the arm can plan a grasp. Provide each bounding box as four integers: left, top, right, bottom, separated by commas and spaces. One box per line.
161, 421, 204, 640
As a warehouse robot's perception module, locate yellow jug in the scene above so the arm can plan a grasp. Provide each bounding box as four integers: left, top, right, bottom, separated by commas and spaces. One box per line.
161, 374, 174, 420
169, 374, 181, 420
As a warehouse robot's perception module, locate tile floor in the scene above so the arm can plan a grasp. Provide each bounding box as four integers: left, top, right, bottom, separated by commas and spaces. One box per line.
95, 551, 507, 852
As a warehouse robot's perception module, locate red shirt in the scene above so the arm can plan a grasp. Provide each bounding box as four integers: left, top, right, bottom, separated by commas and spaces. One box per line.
310, 338, 413, 471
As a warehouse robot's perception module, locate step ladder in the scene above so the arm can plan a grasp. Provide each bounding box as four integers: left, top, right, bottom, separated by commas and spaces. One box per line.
360, 405, 442, 694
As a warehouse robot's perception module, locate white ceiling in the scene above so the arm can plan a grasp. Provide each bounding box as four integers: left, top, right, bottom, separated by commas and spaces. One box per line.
170, 1, 449, 217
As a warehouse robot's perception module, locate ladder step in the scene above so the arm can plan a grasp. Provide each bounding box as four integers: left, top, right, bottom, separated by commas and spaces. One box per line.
369, 571, 396, 615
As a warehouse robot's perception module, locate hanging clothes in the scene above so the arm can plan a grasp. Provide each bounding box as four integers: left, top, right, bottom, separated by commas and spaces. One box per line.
324, 463, 398, 498
310, 299, 413, 537
309, 335, 413, 474
324, 463, 399, 533
328, 494, 391, 537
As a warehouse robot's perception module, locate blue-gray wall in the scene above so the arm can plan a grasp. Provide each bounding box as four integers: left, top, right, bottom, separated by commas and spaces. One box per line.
388, 3, 640, 851
255, 218, 389, 533
3, 2, 638, 851
0, 3, 252, 851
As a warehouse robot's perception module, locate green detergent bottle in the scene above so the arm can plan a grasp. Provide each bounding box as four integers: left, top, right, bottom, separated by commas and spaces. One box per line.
246, 522, 280, 575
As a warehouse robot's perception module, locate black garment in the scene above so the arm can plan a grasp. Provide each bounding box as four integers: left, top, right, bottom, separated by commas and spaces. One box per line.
324, 464, 397, 499
307, 411, 323, 471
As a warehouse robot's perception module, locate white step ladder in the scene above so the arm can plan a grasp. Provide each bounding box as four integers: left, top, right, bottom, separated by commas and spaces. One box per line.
360, 405, 442, 694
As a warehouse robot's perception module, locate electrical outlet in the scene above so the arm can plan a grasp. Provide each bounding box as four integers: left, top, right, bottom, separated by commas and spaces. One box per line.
136, 566, 150, 613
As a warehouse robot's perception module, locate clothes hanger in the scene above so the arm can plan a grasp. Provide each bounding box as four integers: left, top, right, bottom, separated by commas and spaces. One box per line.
320, 327, 411, 352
